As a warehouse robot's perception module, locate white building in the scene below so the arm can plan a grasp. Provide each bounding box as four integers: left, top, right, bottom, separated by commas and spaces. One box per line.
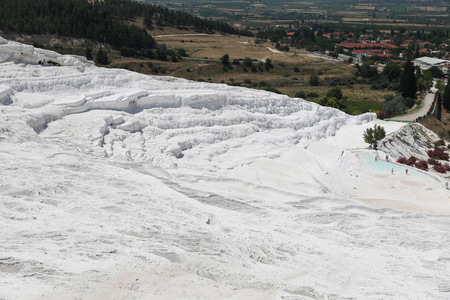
413, 57, 449, 73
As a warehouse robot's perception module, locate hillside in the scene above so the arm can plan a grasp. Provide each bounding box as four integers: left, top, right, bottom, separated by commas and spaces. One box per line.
1, 37, 450, 300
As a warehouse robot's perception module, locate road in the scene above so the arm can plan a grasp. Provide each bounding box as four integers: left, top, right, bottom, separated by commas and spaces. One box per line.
389, 82, 436, 122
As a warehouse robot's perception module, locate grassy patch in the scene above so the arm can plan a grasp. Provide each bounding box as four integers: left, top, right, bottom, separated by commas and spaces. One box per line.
341, 99, 384, 115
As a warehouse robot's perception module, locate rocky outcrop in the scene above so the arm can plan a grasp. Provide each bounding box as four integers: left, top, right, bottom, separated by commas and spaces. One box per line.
378, 123, 439, 160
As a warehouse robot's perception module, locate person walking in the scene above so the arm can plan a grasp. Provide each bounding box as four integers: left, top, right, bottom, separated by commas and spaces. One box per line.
391, 168, 394, 174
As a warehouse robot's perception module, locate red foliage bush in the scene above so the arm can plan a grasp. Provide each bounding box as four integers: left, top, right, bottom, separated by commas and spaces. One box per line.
377, 112, 387, 120
397, 156, 417, 166
438, 139, 446, 146
414, 160, 428, 171
434, 164, 447, 173
427, 147, 449, 161
397, 156, 407, 164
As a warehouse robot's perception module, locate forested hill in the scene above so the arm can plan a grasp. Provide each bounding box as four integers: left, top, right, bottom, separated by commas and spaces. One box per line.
0, 0, 250, 51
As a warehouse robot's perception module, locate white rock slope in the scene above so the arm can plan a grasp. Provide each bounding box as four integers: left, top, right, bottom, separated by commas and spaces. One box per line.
0, 37, 449, 300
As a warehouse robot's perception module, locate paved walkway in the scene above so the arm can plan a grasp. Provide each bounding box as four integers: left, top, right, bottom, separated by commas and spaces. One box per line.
389, 82, 436, 122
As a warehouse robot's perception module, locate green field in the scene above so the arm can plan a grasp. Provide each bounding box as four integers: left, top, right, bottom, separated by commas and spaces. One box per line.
143, 0, 450, 28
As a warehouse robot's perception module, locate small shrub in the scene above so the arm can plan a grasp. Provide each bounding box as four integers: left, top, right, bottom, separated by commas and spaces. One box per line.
306, 92, 319, 97
309, 75, 320, 86
295, 91, 306, 98
47, 60, 60, 66
428, 158, 440, 165
264, 86, 282, 94
243, 79, 252, 84
293, 67, 300, 72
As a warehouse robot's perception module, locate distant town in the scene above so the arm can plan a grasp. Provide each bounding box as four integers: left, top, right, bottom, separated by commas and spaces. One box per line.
280, 28, 450, 75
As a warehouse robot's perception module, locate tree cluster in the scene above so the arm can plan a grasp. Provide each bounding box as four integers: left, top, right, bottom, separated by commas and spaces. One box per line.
0, 0, 251, 57
382, 94, 413, 117
318, 87, 344, 109
220, 54, 274, 73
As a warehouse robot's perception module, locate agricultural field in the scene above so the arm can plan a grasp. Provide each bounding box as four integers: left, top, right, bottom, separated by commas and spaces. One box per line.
142, 0, 450, 28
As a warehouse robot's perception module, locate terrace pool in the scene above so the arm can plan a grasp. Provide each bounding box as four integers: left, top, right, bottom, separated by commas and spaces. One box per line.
358, 151, 426, 178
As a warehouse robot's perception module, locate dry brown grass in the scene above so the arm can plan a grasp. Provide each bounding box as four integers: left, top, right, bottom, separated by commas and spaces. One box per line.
415, 6, 447, 12
153, 31, 325, 64
419, 111, 450, 139
354, 5, 375, 10
342, 17, 406, 23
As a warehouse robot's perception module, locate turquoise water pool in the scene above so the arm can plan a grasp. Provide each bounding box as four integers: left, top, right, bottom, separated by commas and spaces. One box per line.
359, 151, 425, 177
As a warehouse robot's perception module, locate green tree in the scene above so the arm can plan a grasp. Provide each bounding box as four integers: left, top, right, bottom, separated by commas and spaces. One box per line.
85, 47, 93, 60
443, 83, 450, 111
363, 124, 386, 147
383, 93, 407, 117
428, 66, 443, 78
357, 63, 378, 78
325, 97, 340, 108
264, 58, 273, 71
309, 75, 319, 86
399, 60, 417, 99
318, 96, 340, 108
326, 87, 343, 100
221, 53, 230, 68
382, 62, 402, 81
436, 79, 445, 95
95, 48, 109, 65
243, 57, 253, 68
417, 70, 433, 92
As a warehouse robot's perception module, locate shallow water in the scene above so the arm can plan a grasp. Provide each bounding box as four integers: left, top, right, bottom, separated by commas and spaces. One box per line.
359, 151, 425, 177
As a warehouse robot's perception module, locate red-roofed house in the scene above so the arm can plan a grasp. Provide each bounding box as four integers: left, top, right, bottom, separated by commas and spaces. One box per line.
341, 42, 398, 50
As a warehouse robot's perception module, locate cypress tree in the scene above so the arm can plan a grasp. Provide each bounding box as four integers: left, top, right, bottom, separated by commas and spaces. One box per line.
443, 83, 450, 111
95, 48, 109, 65
85, 48, 93, 60
399, 60, 417, 99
